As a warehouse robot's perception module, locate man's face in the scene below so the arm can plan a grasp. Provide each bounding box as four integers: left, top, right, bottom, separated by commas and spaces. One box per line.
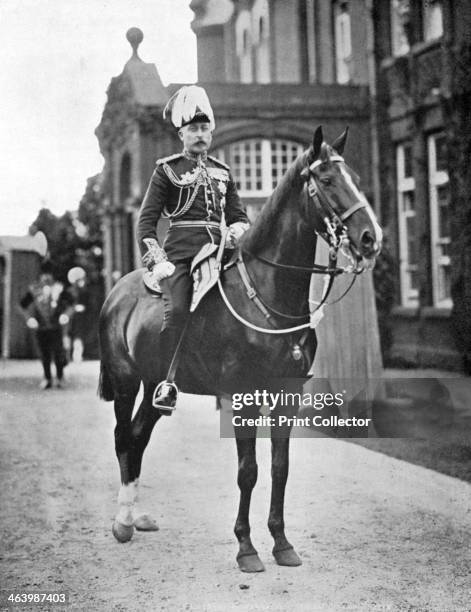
179, 121, 212, 155
39, 273, 53, 286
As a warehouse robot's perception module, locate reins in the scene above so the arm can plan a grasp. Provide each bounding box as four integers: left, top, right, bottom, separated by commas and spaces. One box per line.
217, 154, 367, 335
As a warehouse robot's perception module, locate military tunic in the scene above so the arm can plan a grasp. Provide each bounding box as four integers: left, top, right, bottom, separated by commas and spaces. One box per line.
137, 151, 248, 262
136, 151, 248, 371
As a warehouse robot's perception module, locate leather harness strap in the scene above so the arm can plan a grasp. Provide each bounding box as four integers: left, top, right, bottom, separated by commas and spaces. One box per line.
236, 256, 278, 328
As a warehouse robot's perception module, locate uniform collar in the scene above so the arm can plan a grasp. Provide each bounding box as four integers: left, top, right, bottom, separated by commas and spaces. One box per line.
183, 149, 208, 163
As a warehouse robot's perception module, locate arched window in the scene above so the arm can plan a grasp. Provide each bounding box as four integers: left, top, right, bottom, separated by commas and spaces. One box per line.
236, 11, 253, 83
333, 0, 352, 84
213, 139, 304, 196
252, 0, 270, 83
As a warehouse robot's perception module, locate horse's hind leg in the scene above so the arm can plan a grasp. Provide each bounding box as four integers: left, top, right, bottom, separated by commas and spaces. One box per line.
269, 432, 302, 566
234, 434, 265, 572
112, 384, 140, 543
129, 384, 162, 532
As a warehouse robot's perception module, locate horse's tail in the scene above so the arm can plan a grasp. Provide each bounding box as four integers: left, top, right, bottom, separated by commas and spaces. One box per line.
98, 361, 115, 401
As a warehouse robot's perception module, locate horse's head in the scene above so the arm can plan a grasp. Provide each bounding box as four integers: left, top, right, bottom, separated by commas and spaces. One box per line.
300, 126, 382, 271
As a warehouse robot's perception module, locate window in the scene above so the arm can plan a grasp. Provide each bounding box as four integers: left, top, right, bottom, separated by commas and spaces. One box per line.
119, 152, 131, 204
270, 140, 305, 189
213, 139, 304, 196
236, 11, 253, 83
397, 143, 418, 306
252, 0, 270, 83
422, 0, 443, 41
391, 0, 410, 56
428, 134, 451, 307
229, 140, 264, 193
300, 0, 317, 83
333, 1, 352, 84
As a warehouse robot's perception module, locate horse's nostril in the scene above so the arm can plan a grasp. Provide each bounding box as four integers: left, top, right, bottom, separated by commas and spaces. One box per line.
361, 231, 374, 246
360, 231, 377, 255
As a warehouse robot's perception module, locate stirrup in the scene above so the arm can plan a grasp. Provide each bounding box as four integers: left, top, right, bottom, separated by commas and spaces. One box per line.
152, 381, 178, 415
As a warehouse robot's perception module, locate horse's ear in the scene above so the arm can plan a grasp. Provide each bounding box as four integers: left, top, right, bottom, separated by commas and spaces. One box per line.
320, 142, 330, 163
308, 126, 324, 164
332, 127, 349, 155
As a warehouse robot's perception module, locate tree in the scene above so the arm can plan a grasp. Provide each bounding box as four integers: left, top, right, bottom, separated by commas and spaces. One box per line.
76, 174, 105, 283
29, 208, 82, 282
28, 174, 105, 284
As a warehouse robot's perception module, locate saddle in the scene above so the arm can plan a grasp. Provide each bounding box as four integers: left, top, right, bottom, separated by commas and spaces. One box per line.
142, 239, 238, 310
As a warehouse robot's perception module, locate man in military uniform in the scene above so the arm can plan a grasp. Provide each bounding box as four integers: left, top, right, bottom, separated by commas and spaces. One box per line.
137, 85, 249, 411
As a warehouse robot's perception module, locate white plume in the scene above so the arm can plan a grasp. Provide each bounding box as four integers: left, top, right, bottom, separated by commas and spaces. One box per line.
163, 86, 215, 130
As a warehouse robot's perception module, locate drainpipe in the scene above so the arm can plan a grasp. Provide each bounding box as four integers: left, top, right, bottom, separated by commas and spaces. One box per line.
365, 0, 382, 223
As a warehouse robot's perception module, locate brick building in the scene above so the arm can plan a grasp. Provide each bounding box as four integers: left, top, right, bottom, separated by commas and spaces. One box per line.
373, 0, 471, 370
95, 0, 471, 370
96, 1, 373, 293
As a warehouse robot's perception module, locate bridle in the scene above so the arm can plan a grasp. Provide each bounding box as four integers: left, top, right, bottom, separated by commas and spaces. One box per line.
217, 154, 373, 340
302, 154, 369, 264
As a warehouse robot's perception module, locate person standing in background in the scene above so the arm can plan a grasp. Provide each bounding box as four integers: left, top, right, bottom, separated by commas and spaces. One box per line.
67, 266, 88, 363
20, 265, 74, 389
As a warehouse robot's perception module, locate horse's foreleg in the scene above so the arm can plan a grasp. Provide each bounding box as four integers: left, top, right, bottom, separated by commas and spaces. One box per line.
268, 434, 302, 566
113, 389, 138, 543
129, 385, 161, 532
234, 435, 265, 572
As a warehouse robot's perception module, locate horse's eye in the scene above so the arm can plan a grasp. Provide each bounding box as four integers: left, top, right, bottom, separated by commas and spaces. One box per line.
320, 177, 331, 186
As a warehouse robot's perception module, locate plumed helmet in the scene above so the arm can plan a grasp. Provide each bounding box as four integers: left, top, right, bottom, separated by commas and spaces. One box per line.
163, 85, 215, 131
67, 266, 86, 284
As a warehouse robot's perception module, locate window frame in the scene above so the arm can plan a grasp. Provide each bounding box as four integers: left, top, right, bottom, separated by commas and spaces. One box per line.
252, 0, 270, 83
428, 133, 451, 308
235, 10, 253, 83
212, 138, 305, 198
422, 0, 444, 42
333, 0, 352, 84
390, 0, 410, 56
396, 143, 419, 307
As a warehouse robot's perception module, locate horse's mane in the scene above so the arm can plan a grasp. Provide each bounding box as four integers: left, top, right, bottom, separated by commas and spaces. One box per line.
242, 150, 309, 253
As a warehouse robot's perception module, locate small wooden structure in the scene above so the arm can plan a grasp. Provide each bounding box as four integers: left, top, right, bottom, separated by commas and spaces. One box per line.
307, 241, 384, 428
0, 233, 47, 358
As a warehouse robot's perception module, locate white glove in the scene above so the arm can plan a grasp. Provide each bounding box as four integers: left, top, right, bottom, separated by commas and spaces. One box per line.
26, 317, 39, 330
151, 260, 175, 282
59, 314, 69, 325
226, 222, 249, 248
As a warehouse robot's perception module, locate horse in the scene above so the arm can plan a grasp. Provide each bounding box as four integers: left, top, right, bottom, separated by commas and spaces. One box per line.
98, 126, 382, 573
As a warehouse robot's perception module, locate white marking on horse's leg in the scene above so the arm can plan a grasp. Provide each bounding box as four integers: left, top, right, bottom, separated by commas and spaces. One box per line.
116, 480, 138, 526
133, 479, 149, 519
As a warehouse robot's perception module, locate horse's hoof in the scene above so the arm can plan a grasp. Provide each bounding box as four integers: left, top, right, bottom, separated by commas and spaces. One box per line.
237, 552, 265, 573
112, 521, 134, 543
273, 545, 302, 567
134, 514, 159, 532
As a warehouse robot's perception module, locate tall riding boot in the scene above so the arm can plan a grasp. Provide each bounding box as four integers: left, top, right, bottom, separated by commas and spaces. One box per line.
152, 327, 182, 413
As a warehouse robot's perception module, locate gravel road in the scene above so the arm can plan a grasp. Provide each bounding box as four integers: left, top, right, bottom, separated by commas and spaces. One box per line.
1, 360, 470, 611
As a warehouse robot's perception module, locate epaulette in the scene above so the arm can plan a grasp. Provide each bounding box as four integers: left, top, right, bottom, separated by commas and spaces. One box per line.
156, 153, 184, 166
208, 155, 230, 170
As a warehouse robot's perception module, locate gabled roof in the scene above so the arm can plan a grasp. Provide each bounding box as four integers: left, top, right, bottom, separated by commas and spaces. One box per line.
123, 56, 168, 107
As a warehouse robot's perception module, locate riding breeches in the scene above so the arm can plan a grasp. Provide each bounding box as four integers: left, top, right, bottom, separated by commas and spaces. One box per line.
160, 259, 193, 332
159, 260, 193, 377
